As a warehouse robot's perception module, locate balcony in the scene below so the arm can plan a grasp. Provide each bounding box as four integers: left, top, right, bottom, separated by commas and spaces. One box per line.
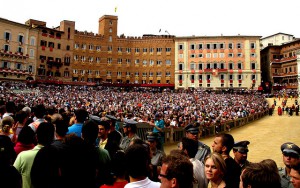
204, 68, 213, 73
218, 68, 228, 72
272, 72, 297, 77
272, 56, 297, 63
42, 33, 48, 37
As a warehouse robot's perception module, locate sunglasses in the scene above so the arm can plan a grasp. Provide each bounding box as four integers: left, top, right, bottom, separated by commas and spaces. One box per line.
159, 173, 170, 179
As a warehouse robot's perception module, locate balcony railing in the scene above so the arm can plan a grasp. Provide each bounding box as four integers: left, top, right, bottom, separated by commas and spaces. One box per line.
272, 56, 297, 63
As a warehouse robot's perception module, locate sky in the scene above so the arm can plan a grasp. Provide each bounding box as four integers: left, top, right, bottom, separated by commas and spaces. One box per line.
1, 0, 300, 38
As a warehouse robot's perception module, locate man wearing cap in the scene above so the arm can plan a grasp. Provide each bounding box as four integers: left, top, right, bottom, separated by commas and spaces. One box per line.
182, 124, 211, 163
147, 132, 165, 167
120, 119, 140, 151
233, 140, 251, 170
279, 142, 300, 188
106, 114, 123, 146
147, 132, 165, 182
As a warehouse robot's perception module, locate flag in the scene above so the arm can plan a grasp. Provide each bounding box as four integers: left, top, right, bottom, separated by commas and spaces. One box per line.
159, 29, 161, 32
115, 6, 117, 12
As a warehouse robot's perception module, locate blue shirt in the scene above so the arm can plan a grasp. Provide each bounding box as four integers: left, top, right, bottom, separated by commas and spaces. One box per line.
153, 119, 164, 133
67, 123, 83, 137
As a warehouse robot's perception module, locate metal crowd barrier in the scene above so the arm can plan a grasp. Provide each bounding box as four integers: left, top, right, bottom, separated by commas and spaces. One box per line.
117, 110, 269, 145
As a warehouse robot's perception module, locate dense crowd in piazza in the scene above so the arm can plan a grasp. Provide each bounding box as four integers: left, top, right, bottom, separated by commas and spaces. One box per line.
0, 81, 270, 128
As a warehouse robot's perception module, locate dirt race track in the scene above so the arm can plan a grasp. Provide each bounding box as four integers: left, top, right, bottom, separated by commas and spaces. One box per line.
164, 98, 300, 168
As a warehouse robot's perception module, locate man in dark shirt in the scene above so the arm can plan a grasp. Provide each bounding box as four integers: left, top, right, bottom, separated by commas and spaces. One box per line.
212, 133, 241, 188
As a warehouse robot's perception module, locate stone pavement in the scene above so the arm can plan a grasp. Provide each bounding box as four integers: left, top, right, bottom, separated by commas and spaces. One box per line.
164, 98, 300, 168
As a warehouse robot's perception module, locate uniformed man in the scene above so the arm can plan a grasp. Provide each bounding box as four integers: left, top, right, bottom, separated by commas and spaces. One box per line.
119, 119, 139, 151
147, 132, 165, 167
278, 142, 300, 188
233, 140, 251, 170
105, 114, 122, 146
146, 132, 165, 182
180, 124, 211, 163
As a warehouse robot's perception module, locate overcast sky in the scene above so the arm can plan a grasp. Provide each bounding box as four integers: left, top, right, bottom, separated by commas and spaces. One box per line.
1, 0, 300, 38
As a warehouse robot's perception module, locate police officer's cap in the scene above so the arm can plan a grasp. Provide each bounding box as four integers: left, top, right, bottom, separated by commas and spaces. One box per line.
184, 124, 199, 134
233, 141, 250, 153
89, 114, 101, 124
281, 142, 300, 157
123, 119, 138, 127
106, 114, 117, 121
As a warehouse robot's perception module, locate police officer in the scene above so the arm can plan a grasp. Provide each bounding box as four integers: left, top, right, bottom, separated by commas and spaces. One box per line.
181, 124, 211, 163
279, 142, 300, 188
147, 132, 165, 166
119, 119, 139, 151
233, 140, 251, 170
146, 132, 165, 182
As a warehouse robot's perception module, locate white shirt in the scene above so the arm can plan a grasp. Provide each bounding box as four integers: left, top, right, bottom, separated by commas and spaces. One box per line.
124, 177, 161, 188
190, 158, 208, 188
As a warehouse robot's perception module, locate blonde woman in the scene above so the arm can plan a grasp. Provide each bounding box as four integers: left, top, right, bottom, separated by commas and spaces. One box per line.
204, 152, 226, 188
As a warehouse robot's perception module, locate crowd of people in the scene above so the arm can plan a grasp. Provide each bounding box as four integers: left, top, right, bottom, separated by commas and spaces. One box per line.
0, 81, 299, 188
0, 81, 269, 132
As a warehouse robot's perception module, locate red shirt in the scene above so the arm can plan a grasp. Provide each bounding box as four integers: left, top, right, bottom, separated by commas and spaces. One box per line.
100, 181, 128, 188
